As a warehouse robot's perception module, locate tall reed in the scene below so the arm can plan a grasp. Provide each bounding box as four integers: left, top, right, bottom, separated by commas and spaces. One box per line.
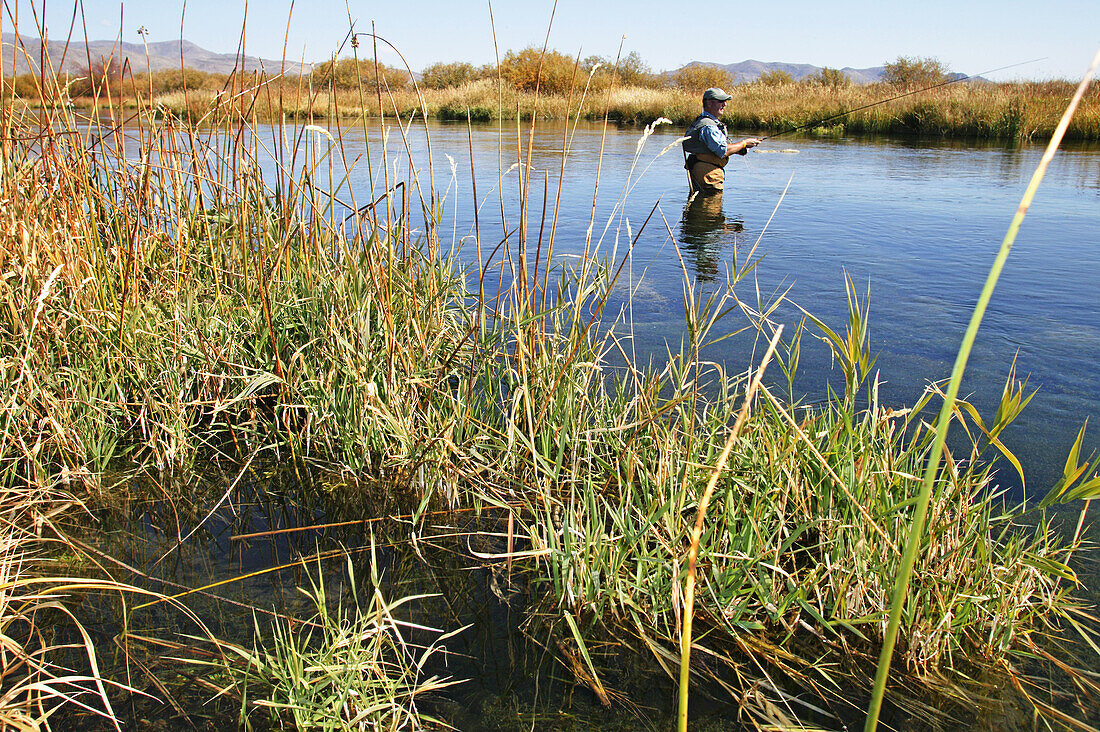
865, 48, 1100, 731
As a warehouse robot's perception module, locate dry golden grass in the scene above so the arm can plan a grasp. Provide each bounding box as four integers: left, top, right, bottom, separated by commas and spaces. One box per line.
138, 78, 1100, 139
723, 79, 1100, 139
11, 69, 1096, 139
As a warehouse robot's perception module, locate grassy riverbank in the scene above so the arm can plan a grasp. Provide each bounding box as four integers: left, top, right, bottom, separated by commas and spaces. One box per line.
2, 49, 1100, 730
7, 71, 1100, 140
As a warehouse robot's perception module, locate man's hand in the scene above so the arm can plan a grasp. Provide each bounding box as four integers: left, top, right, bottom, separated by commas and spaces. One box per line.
732, 137, 762, 156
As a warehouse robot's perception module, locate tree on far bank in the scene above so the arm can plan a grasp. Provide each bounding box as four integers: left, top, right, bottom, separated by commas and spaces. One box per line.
611, 51, 656, 87
758, 69, 795, 86
421, 61, 481, 89
497, 47, 578, 95
311, 57, 409, 91
74, 55, 124, 97
883, 56, 950, 89
672, 64, 735, 92
581, 50, 660, 88
806, 67, 850, 91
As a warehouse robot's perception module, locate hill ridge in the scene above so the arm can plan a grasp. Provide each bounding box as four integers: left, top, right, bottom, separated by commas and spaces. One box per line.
0, 33, 312, 75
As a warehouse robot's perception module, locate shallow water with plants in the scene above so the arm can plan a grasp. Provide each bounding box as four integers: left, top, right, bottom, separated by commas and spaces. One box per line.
291, 120, 1100, 494
58, 466, 1100, 731
3, 58, 1100, 731
101, 117, 1100, 490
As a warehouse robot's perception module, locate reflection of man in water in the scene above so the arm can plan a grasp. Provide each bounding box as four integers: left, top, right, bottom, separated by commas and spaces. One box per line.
682, 88, 761, 195
679, 195, 744, 281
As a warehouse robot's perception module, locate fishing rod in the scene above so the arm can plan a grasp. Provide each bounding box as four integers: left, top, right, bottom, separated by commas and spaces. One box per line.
759, 57, 1047, 142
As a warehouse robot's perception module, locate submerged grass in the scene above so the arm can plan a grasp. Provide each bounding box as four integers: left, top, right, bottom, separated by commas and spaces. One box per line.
0, 492, 108, 729
211, 550, 461, 731
1, 22, 1099, 731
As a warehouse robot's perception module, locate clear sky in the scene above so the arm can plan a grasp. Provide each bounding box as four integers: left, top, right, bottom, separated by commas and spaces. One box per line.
8, 0, 1098, 81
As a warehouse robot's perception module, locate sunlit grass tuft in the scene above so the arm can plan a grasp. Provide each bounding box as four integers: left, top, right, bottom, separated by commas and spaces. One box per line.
212, 551, 460, 731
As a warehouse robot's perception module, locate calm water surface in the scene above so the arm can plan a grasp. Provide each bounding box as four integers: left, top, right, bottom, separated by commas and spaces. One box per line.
311, 120, 1098, 495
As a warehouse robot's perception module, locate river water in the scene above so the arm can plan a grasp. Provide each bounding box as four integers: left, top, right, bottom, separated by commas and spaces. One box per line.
308, 119, 1100, 496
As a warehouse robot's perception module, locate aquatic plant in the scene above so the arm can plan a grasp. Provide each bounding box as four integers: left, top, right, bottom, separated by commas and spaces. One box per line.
865, 47, 1100, 731
0, 486, 121, 729
212, 551, 459, 731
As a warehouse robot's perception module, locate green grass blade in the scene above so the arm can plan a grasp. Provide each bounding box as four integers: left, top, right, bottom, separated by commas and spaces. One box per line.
865, 47, 1100, 732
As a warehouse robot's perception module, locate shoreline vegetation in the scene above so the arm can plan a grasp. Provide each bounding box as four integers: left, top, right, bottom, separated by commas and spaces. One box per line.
3, 50, 1099, 139
3, 34, 1100, 731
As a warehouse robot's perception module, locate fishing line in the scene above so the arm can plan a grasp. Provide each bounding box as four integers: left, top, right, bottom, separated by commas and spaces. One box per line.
759, 57, 1048, 142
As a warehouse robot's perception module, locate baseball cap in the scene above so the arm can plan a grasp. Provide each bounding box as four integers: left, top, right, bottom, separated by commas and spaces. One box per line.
702, 87, 732, 102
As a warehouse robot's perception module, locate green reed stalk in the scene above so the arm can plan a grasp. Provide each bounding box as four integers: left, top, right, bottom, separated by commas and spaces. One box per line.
864, 48, 1100, 731
677, 326, 782, 732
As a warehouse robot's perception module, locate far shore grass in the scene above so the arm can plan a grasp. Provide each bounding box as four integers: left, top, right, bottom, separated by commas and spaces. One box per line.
8, 75, 1100, 140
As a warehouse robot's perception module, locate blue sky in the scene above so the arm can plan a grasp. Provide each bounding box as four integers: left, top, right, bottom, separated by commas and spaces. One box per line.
8, 0, 1098, 80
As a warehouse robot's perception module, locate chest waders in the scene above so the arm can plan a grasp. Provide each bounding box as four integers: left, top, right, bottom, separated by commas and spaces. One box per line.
682, 114, 729, 193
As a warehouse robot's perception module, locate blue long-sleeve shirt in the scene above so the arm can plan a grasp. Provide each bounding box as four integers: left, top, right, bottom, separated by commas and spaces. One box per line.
697, 112, 728, 157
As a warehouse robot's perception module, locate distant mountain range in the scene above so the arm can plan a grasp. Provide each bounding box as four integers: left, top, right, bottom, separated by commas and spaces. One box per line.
676, 59, 973, 85
683, 59, 886, 84
3, 35, 971, 86
0, 34, 312, 75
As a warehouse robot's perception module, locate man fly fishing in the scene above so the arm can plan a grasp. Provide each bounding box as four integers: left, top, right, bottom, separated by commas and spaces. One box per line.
682, 87, 761, 195
680, 59, 1040, 196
